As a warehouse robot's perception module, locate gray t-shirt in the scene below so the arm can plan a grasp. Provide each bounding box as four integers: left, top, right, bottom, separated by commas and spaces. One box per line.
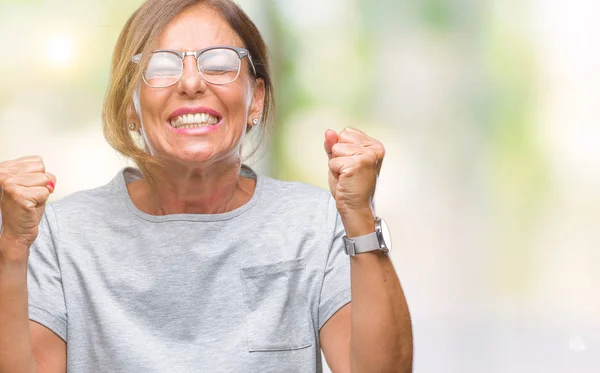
26, 166, 351, 372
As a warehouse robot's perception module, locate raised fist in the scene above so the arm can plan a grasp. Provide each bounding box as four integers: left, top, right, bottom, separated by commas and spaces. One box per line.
0, 156, 55, 260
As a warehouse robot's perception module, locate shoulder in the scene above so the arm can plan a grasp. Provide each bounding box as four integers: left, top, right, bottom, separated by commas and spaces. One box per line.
256, 174, 339, 228
260, 174, 333, 208
47, 169, 126, 223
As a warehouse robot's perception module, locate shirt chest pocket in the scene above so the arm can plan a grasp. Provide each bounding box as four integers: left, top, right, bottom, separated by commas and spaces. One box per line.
240, 258, 313, 352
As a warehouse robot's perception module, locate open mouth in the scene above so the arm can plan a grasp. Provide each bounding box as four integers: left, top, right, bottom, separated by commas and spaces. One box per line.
168, 113, 221, 129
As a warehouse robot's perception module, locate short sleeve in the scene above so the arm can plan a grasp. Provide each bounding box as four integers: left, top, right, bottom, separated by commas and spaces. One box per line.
27, 205, 67, 341
318, 195, 351, 329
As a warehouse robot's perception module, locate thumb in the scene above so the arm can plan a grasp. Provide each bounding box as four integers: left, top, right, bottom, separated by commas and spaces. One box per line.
46, 173, 57, 193
324, 129, 338, 160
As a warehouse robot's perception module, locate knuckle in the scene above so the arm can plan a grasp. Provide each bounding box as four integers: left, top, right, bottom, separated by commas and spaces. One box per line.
328, 159, 340, 171
21, 200, 36, 209
39, 188, 50, 200
0, 163, 13, 180
362, 152, 377, 166
331, 143, 342, 154
35, 161, 46, 172
3, 176, 16, 190
26, 156, 45, 172
19, 191, 37, 206
15, 189, 29, 202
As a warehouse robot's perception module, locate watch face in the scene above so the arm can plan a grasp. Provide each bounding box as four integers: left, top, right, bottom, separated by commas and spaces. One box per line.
379, 218, 392, 252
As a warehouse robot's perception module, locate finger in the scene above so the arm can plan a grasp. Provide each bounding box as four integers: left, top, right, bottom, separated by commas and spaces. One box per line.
328, 156, 358, 176
324, 129, 339, 160
0, 157, 45, 180
329, 151, 379, 174
19, 186, 51, 208
2, 183, 50, 209
337, 131, 385, 168
331, 144, 381, 169
1, 156, 45, 169
328, 167, 340, 179
46, 173, 57, 192
331, 143, 367, 158
343, 126, 367, 136
6, 173, 51, 188
16, 155, 45, 164
14, 159, 46, 175
338, 128, 372, 146
368, 140, 385, 173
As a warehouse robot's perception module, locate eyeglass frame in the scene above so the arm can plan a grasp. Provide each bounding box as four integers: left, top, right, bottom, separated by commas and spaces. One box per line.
131, 46, 257, 88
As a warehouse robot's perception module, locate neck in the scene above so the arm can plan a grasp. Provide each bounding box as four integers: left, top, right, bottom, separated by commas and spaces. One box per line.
131, 160, 254, 215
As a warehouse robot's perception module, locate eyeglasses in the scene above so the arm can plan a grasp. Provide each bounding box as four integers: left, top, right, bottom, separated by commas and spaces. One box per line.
131, 46, 257, 88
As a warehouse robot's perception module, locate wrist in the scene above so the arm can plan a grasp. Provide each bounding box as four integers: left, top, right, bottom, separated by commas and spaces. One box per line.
339, 208, 376, 238
342, 216, 392, 256
0, 234, 31, 266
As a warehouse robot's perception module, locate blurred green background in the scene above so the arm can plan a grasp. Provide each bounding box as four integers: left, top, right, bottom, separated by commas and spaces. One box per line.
1, 0, 599, 371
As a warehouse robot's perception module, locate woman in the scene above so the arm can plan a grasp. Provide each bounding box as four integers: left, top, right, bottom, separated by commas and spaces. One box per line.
0, 0, 412, 372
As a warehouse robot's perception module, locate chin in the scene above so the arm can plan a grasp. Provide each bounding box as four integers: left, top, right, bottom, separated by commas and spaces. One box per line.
169, 146, 229, 166
174, 152, 216, 165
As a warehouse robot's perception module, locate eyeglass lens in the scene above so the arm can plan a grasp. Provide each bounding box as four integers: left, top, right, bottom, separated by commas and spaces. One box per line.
144, 48, 242, 87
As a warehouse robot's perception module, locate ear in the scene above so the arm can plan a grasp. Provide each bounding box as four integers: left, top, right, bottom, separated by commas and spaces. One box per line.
248, 78, 265, 128
126, 102, 140, 130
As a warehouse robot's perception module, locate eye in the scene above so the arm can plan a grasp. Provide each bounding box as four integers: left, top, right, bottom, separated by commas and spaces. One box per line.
199, 49, 239, 75
197, 48, 241, 84
143, 52, 182, 87
202, 65, 238, 75
145, 52, 181, 78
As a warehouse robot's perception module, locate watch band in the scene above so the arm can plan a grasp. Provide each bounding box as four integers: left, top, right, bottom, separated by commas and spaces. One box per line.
343, 232, 381, 256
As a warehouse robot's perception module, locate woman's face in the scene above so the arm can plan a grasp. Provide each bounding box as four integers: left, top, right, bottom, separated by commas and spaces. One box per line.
130, 4, 264, 167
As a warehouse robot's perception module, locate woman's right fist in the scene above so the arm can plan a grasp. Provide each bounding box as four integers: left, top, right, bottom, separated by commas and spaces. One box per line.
0, 156, 56, 257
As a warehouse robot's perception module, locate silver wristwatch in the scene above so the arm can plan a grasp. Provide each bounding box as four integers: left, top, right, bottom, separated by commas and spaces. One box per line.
343, 217, 392, 256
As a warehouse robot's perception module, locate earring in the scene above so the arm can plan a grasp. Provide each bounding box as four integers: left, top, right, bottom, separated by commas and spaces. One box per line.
128, 123, 136, 130
252, 119, 259, 125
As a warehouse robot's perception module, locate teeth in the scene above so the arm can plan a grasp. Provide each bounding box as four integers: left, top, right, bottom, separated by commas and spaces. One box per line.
169, 113, 219, 128
178, 123, 211, 129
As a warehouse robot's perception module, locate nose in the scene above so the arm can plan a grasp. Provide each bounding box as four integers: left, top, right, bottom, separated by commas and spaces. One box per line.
176, 55, 207, 97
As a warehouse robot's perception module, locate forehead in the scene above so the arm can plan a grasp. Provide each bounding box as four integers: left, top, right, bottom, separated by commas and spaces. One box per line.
155, 4, 243, 50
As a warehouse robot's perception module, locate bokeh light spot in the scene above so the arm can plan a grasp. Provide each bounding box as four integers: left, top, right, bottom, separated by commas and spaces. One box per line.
45, 33, 75, 67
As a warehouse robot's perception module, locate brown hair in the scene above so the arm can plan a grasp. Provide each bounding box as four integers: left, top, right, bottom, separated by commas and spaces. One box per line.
102, 0, 274, 183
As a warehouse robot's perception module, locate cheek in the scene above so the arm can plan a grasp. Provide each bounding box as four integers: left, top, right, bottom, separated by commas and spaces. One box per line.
138, 88, 172, 152
221, 84, 252, 118
139, 86, 170, 123
221, 78, 252, 107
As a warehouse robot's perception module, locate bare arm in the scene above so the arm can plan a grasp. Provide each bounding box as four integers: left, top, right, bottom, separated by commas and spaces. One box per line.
320, 303, 351, 373
320, 249, 413, 373
30, 321, 66, 373
0, 157, 64, 373
0, 238, 66, 373
323, 128, 413, 372
0, 250, 36, 373
347, 247, 412, 372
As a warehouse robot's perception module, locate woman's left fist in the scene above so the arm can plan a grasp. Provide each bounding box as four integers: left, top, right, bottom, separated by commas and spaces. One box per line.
324, 127, 385, 218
